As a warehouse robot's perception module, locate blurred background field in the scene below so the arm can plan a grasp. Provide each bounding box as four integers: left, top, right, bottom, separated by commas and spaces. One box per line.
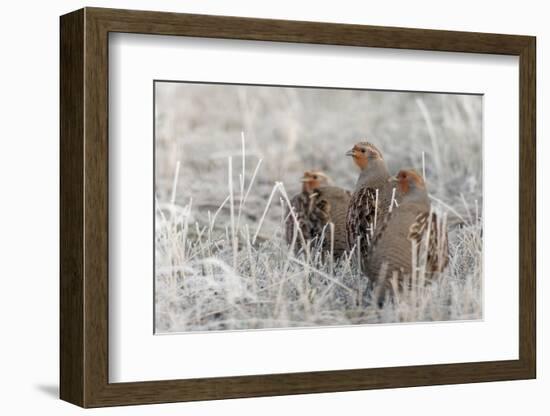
154, 82, 483, 333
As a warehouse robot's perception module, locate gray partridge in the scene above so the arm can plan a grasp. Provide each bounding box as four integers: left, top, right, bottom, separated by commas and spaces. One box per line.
345, 142, 395, 258
285, 171, 351, 259
366, 169, 449, 303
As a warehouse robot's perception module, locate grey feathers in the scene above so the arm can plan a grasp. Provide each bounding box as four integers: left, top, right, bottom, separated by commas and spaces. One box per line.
365, 172, 449, 299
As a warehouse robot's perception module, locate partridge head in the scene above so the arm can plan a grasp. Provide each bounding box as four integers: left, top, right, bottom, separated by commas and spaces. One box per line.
346, 142, 385, 171
301, 170, 330, 193
390, 169, 429, 206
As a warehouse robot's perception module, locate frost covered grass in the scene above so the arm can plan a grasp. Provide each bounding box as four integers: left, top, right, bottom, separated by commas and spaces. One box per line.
154, 84, 483, 333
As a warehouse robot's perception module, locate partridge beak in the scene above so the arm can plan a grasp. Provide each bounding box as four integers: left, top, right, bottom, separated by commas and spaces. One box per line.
345, 149, 355, 157
388, 176, 398, 183
300, 177, 310, 183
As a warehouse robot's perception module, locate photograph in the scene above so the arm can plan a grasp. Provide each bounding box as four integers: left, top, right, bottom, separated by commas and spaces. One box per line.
154, 81, 483, 333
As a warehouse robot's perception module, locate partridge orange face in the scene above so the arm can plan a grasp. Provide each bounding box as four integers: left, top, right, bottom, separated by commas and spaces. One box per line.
301, 170, 329, 193
345, 142, 383, 170
392, 169, 425, 194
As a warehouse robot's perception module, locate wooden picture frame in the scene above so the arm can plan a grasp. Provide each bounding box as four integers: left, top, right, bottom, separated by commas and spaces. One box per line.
60, 7, 536, 408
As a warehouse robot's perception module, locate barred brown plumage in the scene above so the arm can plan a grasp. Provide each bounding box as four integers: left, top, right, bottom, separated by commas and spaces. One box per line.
285, 171, 351, 259
408, 211, 449, 273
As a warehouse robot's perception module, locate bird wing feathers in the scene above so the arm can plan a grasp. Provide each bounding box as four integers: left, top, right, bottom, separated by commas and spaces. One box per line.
285, 192, 310, 245
408, 211, 449, 273
366, 207, 449, 281
346, 186, 378, 251
286, 187, 351, 257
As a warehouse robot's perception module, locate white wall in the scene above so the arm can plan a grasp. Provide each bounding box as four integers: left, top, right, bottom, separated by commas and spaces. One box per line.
0, 0, 545, 414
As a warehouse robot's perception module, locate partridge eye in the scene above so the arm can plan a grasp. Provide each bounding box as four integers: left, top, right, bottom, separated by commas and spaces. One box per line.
313, 175, 318, 179
361, 149, 366, 153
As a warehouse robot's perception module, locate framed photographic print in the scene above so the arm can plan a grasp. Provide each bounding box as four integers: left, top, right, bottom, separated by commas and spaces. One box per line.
60, 7, 536, 408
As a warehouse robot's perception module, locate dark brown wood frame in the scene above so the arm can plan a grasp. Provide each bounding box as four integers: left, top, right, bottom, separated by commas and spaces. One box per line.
60, 7, 536, 408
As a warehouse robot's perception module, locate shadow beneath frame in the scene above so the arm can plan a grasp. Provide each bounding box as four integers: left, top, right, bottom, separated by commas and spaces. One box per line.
34, 384, 59, 399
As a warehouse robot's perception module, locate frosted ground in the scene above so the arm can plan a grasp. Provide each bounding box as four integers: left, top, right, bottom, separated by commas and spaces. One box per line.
154, 82, 483, 333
